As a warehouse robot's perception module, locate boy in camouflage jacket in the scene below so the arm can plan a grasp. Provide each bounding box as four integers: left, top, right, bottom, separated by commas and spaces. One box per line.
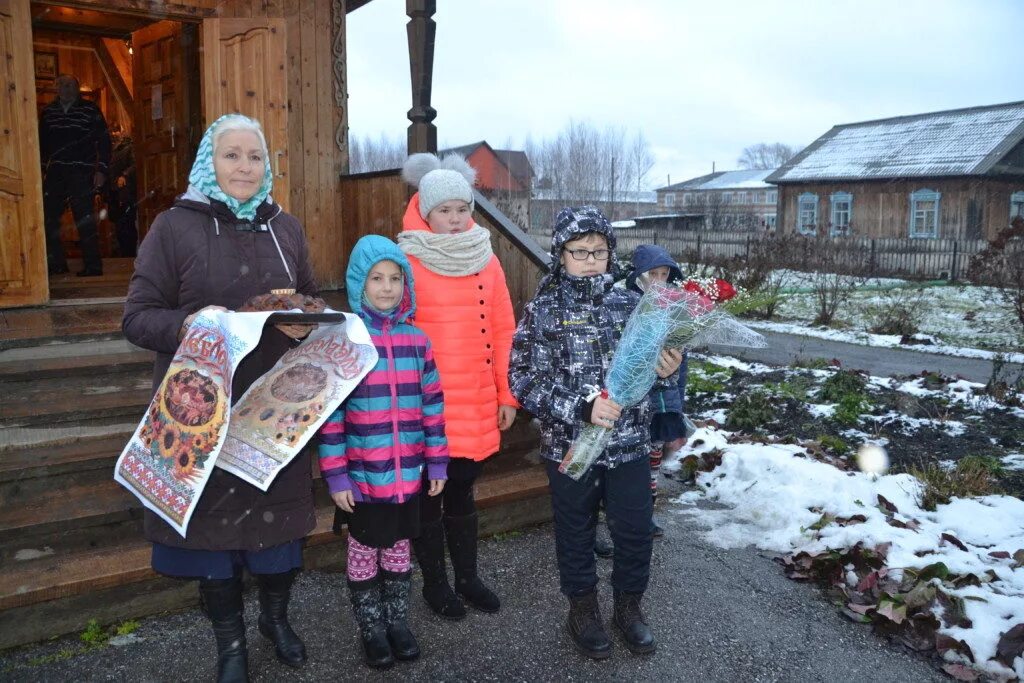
510, 206, 681, 659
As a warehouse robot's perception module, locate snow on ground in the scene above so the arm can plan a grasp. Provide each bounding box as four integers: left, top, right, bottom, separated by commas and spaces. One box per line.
669, 357, 1024, 679
769, 277, 1021, 355
668, 431, 1024, 680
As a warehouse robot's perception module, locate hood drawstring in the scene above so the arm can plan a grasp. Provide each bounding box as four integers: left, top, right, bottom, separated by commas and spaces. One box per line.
266, 206, 293, 286
213, 216, 220, 236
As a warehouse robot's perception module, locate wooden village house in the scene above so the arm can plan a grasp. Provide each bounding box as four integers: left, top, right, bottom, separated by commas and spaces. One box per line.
655, 169, 779, 232
0, 0, 549, 649
442, 140, 533, 231
766, 101, 1024, 240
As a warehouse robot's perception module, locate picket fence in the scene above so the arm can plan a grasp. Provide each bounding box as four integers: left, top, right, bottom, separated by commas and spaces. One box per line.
529, 228, 995, 282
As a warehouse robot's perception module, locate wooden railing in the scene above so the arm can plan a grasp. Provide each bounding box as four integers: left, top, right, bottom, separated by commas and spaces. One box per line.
338, 170, 552, 315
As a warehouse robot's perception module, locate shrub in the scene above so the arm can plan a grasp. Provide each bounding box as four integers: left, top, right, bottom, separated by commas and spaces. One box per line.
968, 216, 1024, 342
819, 370, 867, 403
865, 288, 925, 336
764, 377, 816, 402
833, 393, 871, 426
910, 459, 1001, 511
726, 390, 776, 431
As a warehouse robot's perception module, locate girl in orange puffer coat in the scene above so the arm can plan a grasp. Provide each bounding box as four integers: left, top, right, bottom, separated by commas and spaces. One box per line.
397, 153, 518, 620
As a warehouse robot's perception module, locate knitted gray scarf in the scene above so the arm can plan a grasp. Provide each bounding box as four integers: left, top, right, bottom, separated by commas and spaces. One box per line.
397, 226, 493, 277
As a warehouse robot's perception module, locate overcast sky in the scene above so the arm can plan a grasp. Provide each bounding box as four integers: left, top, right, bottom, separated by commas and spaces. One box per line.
346, 0, 1022, 188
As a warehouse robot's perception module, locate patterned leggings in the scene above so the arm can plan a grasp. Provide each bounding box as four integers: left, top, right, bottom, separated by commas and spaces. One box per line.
649, 442, 664, 503
346, 537, 411, 581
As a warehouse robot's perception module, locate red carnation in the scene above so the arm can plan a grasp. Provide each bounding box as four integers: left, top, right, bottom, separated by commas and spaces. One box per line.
714, 279, 737, 302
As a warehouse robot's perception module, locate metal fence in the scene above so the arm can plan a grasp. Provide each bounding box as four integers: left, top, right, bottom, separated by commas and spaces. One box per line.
529, 228, 995, 281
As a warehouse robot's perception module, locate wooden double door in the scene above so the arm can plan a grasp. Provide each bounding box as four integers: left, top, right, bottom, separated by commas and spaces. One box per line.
0, 0, 288, 308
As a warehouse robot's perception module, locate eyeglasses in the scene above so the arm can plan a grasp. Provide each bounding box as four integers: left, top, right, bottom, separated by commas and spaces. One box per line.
563, 248, 611, 261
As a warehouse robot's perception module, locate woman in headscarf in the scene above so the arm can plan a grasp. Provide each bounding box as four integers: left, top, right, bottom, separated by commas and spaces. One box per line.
123, 114, 317, 683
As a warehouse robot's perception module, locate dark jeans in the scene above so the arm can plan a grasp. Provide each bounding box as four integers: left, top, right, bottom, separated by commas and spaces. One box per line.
421, 457, 485, 522
43, 167, 100, 270
545, 457, 653, 596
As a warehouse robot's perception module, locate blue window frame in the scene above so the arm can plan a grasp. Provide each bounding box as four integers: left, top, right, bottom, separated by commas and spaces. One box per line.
909, 189, 940, 238
797, 192, 818, 235
1011, 191, 1024, 220
830, 191, 852, 236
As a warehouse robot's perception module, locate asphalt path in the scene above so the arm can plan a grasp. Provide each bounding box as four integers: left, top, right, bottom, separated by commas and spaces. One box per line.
2, 480, 946, 682
715, 328, 1023, 384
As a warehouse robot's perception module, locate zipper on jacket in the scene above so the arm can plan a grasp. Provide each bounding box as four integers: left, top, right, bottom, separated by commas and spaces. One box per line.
381, 319, 404, 503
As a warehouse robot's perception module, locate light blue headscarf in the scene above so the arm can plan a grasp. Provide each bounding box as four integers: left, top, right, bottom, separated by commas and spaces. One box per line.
187, 114, 273, 221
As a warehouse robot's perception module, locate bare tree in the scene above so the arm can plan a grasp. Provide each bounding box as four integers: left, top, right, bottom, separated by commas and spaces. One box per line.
349, 133, 406, 173
530, 120, 655, 221
737, 142, 798, 170
629, 131, 655, 215
684, 192, 726, 231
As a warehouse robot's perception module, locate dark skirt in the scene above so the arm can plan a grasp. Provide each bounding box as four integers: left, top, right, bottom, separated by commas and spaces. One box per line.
151, 539, 303, 580
649, 412, 689, 444
333, 496, 421, 549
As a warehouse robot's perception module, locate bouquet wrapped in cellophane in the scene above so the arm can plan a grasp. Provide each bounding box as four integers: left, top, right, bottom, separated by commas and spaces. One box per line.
558, 279, 767, 480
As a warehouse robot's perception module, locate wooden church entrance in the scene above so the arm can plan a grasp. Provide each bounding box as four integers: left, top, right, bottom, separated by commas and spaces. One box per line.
2, 0, 288, 309
29, 4, 200, 302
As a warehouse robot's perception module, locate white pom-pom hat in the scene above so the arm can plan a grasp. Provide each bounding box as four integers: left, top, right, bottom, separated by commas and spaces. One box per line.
401, 152, 477, 219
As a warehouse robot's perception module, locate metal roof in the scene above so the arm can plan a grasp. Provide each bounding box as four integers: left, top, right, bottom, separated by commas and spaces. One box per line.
768, 101, 1024, 183
656, 169, 775, 192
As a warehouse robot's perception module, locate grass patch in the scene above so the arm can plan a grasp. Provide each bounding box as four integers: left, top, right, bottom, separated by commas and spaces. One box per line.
687, 360, 733, 396
909, 459, 1001, 511
817, 434, 850, 455
819, 370, 868, 403
794, 357, 832, 370
726, 390, 775, 431
764, 376, 816, 402
833, 393, 871, 426
26, 649, 79, 667
79, 620, 107, 646
115, 620, 140, 637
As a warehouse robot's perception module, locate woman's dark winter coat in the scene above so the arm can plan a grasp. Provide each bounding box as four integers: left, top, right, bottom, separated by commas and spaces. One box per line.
123, 194, 318, 551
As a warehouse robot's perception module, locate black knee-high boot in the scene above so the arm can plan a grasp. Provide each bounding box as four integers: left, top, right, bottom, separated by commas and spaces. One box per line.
199, 577, 250, 683
380, 569, 420, 660
255, 570, 307, 668
348, 575, 394, 669
411, 519, 466, 619
444, 512, 500, 613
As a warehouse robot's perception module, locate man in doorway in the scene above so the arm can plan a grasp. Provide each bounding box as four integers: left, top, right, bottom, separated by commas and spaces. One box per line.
39, 74, 112, 276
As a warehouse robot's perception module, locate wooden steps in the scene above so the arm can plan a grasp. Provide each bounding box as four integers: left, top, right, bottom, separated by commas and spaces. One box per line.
0, 328, 549, 650
0, 348, 153, 382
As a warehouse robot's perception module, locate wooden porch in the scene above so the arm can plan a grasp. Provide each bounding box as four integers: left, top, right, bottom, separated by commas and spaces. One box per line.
0, 0, 553, 650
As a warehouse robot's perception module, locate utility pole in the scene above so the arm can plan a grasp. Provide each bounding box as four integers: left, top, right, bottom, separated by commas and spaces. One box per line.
610, 155, 616, 221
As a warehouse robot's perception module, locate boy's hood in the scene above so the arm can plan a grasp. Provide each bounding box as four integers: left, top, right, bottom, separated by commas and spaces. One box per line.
346, 235, 415, 322
626, 244, 682, 292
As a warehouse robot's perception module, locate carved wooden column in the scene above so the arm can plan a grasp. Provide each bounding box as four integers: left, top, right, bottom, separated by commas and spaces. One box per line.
332, 0, 349, 173
406, 0, 436, 154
